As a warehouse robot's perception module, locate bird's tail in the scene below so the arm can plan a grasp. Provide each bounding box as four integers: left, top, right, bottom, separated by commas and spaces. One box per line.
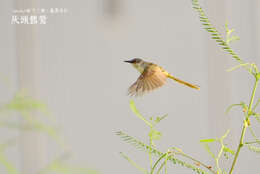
167, 74, 200, 90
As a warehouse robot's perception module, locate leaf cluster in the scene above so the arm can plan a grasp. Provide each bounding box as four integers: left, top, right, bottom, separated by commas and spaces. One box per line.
0, 89, 98, 174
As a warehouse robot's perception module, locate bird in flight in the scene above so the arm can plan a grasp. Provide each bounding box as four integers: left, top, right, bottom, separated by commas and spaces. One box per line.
125, 58, 200, 96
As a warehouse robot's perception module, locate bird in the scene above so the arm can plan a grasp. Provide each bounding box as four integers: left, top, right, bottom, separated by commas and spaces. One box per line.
124, 58, 200, 96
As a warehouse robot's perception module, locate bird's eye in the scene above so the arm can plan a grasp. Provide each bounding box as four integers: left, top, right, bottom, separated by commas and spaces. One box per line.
132, 59, 137, 63
134, 59, 140, 63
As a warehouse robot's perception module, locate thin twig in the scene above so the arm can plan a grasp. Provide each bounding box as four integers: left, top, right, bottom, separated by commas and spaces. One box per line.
172, 150, 217, 174
229, 78, 259, 174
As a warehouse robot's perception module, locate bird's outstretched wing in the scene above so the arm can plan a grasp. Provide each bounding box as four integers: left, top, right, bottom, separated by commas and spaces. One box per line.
128, 65, 167, 96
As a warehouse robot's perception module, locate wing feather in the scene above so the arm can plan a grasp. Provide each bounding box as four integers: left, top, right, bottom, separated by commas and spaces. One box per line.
128, 65, 167, 96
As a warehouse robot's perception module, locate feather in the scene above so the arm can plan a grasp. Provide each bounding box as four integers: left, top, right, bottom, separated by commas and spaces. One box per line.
128, 65, 167, 96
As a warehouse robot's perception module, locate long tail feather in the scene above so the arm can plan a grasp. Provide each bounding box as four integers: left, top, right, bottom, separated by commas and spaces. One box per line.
168, 75, 200, 90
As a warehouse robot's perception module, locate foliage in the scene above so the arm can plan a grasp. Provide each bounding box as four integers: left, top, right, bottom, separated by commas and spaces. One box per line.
116, 131, 209, 174
200, 130, 234, 174
117, 101, 214, 174
0, 89, 98, 174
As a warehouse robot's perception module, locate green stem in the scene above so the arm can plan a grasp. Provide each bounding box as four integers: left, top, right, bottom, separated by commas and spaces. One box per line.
228, 125, 246, 174
149, 136, 153, 171
174, 151, 217, 174
248, 79, 259, 118
151, 153, 167, 174
164, 152, 168, 174
156, 161, 165, 174
216, 140, 224, 174
229, 78, 259, 174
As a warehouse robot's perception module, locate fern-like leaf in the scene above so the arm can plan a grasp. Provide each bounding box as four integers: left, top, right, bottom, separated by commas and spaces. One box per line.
192, 0, 244, 65
246, 145, 260, 154
116, 131, 209, 174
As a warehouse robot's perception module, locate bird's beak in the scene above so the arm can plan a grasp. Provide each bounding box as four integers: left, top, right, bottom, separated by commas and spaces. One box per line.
124, 60, 133, 63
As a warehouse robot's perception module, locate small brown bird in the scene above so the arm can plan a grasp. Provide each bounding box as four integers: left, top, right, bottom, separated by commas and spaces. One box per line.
125, 58, 200, 96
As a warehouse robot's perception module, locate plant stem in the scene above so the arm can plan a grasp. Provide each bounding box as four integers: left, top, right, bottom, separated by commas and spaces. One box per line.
156, 161, 166, 174
151, 153, 167, 174
149, 136, 153, 171
228, 124, 246, 174
164, 152, 168, 174
173, 150, 217, 174
229, 78, 259, 174
216, 139, 224, 174
247, 79, 259, 117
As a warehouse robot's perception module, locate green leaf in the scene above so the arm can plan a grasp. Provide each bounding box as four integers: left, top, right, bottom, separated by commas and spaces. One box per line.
223, 146, 235, 155
155, 114, 168, 124
5, 91, 48, 113
0, 90, 57, 127
200, 139, 216, 143
221, 129, 230, 140
245, 140, 260, 145
256, 73, 260, 80
226, 63, 250, 72
246, 145, 260, 154
149, 129, 162, 141
129, 100, 153, 127
225, 22, 240, 44
191, 0, 246, 69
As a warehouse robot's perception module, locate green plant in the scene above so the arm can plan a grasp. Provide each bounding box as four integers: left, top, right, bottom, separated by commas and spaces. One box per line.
0, 89, 99, 174
117, 101, 213, 174
117, 1, 260, 174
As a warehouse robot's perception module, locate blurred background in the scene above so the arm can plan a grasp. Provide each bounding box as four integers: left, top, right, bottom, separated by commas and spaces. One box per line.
1, 0, 260, 173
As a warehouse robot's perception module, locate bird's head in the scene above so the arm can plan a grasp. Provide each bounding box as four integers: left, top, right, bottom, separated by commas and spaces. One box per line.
124, 58, 145, 73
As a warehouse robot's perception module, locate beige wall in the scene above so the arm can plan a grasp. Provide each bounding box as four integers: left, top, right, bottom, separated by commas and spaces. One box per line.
0, 0, 260, 173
